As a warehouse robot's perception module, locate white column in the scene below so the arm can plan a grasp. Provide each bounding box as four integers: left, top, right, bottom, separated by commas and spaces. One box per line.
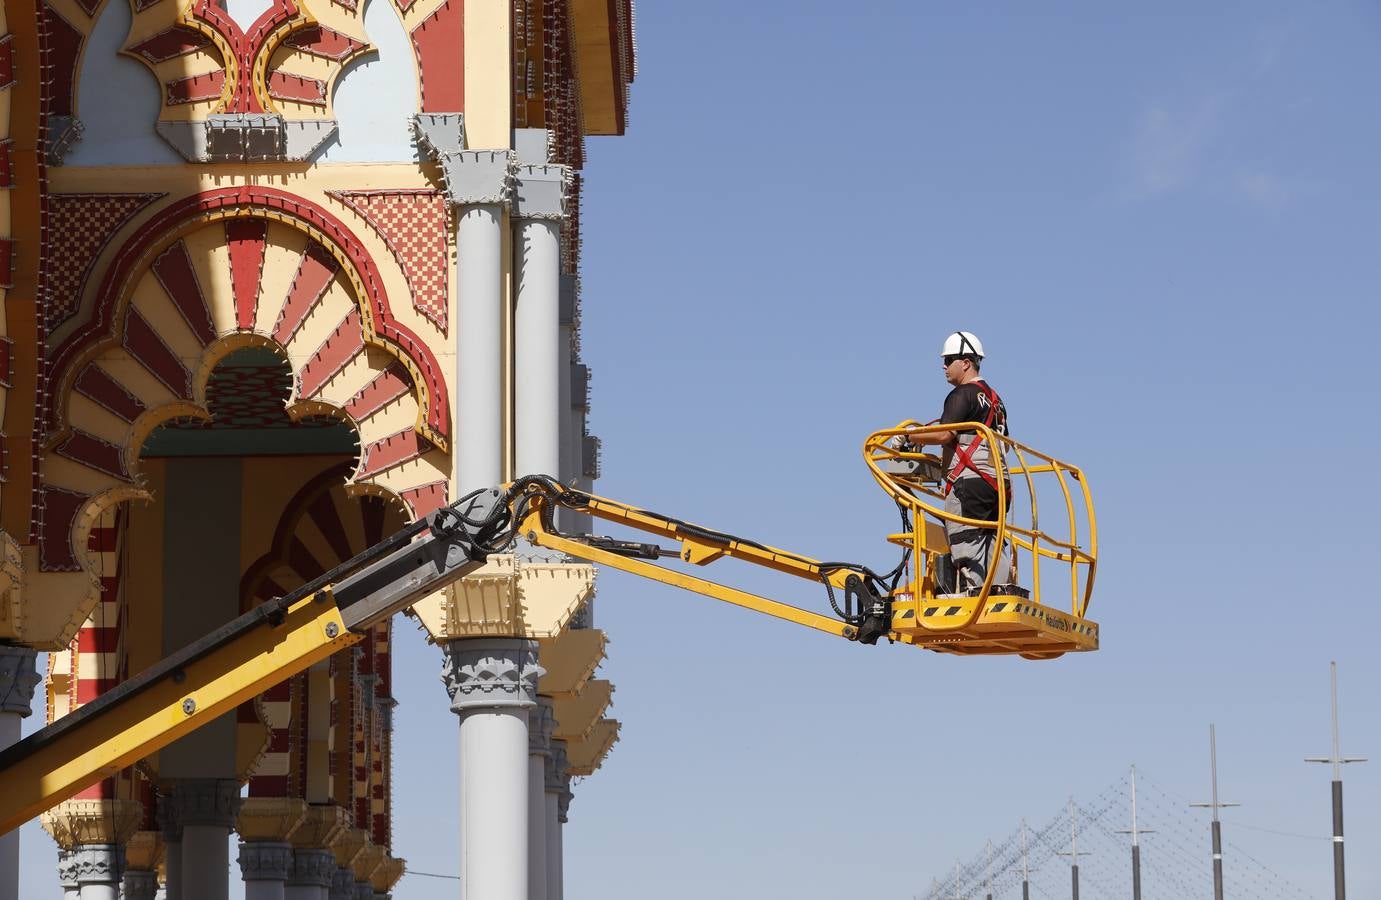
514, 217, 562, 479
0, 645, 38, 900
157, 796, 182, 900
544, 742, 567, 900
171, 779, 239, 900
513, 165, 568, 484
526, 700, 553, 900
441, 638, 543, 900
71, 844, 123, 900
456, 200, 506, 493
238, 842, 293, 900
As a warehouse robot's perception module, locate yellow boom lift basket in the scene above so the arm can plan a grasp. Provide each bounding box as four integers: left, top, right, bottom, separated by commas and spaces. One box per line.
863, 422, 1099, 658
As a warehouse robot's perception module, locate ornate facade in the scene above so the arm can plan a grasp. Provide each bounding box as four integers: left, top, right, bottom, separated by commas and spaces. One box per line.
0, 0, 634, 894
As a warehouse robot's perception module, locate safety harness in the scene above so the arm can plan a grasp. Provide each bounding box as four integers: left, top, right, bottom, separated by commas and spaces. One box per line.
944, 379, 1004, 497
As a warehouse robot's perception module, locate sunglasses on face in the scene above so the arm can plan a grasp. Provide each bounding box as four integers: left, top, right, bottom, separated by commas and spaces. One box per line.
943, 355, 964, 367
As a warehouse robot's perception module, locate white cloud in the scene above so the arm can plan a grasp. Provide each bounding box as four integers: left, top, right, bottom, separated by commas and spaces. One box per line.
1124, 93, 1227, 198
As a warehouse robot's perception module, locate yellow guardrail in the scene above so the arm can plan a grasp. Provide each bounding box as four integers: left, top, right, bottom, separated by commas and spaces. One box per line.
863, 421, 1097, 626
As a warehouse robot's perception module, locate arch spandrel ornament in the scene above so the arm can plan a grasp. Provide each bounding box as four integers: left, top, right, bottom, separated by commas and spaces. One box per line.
24, 193, 452, 649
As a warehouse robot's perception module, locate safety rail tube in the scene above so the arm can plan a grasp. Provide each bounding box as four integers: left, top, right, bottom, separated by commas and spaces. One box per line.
863, 422, 1098, 623
864, 422, 1007, 631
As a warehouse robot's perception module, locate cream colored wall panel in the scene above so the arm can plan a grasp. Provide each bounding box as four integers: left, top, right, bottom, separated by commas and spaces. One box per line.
182, 223, 238, 336
254, 226, 312, 335
463, 0, 511, 148
281, 278, 356, 364
66, 393, 134, 446
89, 356, 180, 414
39, 456, 124, 498
129, 278, 204, 365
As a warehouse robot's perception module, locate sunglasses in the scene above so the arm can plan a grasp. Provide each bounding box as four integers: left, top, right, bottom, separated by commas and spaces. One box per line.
943, 355, 965, 367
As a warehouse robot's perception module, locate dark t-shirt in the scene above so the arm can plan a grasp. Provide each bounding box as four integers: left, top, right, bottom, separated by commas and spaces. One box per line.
939, 380, 1008, 479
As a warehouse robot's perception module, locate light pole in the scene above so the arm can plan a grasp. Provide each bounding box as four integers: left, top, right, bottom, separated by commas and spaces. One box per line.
1305, 661, 1366, 900
1191, 724, 1238, 900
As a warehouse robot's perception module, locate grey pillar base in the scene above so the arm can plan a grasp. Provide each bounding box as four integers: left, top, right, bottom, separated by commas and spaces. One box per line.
352, 883, 374, 900
123, 869, 159, 900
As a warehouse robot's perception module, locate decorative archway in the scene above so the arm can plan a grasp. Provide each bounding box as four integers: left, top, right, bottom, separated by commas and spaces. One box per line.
30, 189, 452, 648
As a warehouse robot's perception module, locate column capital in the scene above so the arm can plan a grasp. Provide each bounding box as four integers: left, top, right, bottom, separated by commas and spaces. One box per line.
545, 740, 568, 794
238, 841, 293, 882
169, 777, 241, 829
557, 773, 573, 824
513, 164, 571, 221
236, 796, 308, 843
56, 849, 79, 890
529, 697, 554, 757
124, 829, 164, 873
68, 843, 125, 886
122, 868, 159, 900
441, 638, 543, 711
287, 847, 337, 889
354, 882, 376, 900
0, 644, 39, 716
369, 855, 405, 892
330, 865, 357, 900
413, 122, 517, 207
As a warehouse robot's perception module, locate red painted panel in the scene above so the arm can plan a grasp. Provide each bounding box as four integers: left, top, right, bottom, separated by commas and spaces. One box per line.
307, 491, 353, 562
151, 240, 216, 346
248, 775, 288, 797
0, 140, 12, 188
128, 26, 211, 63
0, 35, 13, 88
283, 24, 364, 61
267, 71, 327, 106
358, 428, 427, 478
286, 537, 322, 581
39, 485, 88, 571
297, 309, 363, 398
411, 0, 463, 112
400, 481, 447, 519
87, 527, 118, 552
123, 308, 192, 398
78, 626, 119, 653
41, 10, 83, 115
342, 364, 410, 422
166, 70, 225, 105
272, 242, 338, 346
74, 365, 146, 422
57, 430, 129, 480
361, 495, 386, 546
0, 338, 12, 388
226, 219, 267, 330
0, 239, 13, 288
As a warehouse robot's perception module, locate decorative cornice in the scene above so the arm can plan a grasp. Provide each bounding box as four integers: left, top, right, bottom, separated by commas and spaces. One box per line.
236, 796, 308, 843
42, 799, 144, 848
124, 830, 164, 872
288, 803, 349, 850
331, 827, 370, 869
351, 842, 386, 883
169, 778, 241, 829
0, 644, 39, 715
287, 847, 338, 889
370, 855, 406, 891
441, 638, 543, 711
238, 841, 294, 882
411, 113, 465, 157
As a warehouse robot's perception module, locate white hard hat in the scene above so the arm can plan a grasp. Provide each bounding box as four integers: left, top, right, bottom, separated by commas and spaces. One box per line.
941, 331, 985, 359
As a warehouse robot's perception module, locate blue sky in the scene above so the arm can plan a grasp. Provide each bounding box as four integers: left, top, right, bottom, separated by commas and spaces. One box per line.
20, 2, 1381, 897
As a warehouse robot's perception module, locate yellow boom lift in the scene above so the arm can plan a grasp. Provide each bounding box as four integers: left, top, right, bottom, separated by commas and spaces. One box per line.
0, 423, 1097, 836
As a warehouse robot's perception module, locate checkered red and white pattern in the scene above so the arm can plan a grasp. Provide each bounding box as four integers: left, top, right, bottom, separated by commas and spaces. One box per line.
326, 190, 449, 332
47, 194, 163, 327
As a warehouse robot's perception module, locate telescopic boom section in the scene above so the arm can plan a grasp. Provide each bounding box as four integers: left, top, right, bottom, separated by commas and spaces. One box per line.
0, 455, 1102, 836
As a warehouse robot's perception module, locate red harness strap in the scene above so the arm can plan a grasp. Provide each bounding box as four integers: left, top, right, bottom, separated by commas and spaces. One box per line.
945, 381, 1002, 496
